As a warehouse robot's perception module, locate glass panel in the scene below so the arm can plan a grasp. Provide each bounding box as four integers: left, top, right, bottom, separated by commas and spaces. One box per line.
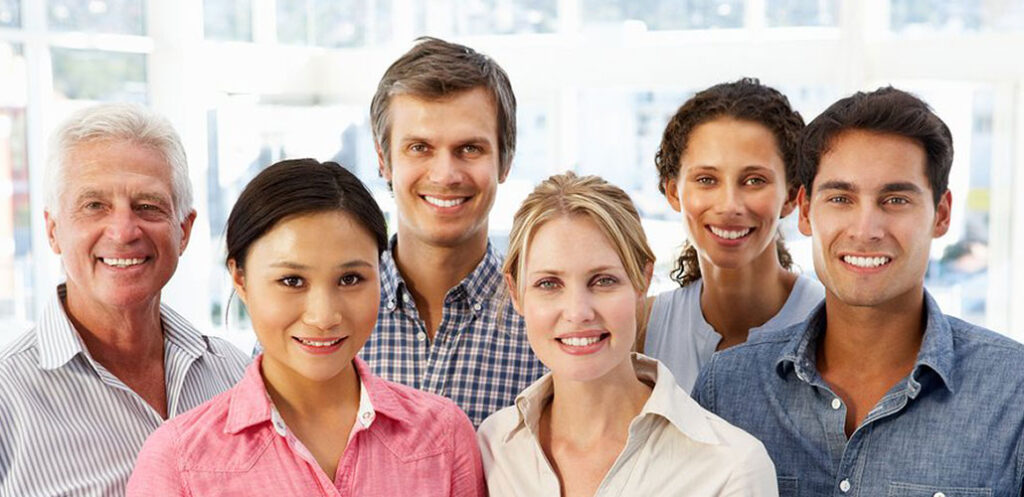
51, 48, 147, 102
204, 0, 252, 41
766, 0, 839, 27
581, 0, 743, 31
890, 0, 1024, 33
0, 0, 20, 28
47, 0, 145, 35
0, 42, 31, 348
276, 0, 390, 47
435, 0, 558, 35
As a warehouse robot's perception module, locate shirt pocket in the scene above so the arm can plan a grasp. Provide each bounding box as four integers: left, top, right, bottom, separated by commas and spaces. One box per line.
777, 476, 798, 497
887, 481, 992, 497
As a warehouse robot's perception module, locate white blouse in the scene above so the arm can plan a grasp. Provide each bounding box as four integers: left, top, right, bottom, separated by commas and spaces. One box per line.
477, 354, 779, 497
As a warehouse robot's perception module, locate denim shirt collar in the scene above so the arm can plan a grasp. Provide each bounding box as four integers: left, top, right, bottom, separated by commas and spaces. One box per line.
379, 235, 507, 319
775, 290, 955, 395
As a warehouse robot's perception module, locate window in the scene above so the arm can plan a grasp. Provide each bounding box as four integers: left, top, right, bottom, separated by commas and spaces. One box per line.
204, 0, 252, 41
51, 48, 147, 102
48, 0, 145, 35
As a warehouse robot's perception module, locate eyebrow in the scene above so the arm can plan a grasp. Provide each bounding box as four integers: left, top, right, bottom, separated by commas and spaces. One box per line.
816, 180, 923, 195
269, 260, 375, 270
528, 265, 621, 276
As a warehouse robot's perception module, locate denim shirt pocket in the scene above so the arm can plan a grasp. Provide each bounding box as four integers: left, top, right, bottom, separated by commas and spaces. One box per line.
887, 481, 992, 497
777, 476, 799, 497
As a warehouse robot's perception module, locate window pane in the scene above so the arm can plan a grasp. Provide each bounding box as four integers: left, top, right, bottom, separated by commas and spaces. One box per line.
51, 48, 147, 102
766, 0, 839, 27
416, 0, 557, 35
581, 0, 743, 31
0, 42, 31, 348
275, 0, 389, 47
48, 0, 145, 35
0, 0, 19, 28
204, 0, 252, 41
890, 0, 1024, 33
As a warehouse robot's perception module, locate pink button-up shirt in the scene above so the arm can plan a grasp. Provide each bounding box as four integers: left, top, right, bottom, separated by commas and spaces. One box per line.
127, 356, 485, 496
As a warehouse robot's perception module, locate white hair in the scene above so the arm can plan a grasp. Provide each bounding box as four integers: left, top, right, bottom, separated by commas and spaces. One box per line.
44, 103, 193, 222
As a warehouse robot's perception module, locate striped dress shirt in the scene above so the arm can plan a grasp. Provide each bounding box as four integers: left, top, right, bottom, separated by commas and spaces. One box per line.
360, 238, 547, 427
0, 284, 249, 497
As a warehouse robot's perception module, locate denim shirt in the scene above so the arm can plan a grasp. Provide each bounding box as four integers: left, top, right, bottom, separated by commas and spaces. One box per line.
693, 291, 1024, 497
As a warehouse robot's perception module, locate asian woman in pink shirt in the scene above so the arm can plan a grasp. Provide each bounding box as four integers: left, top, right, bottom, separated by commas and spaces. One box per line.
127, 159, 484, 497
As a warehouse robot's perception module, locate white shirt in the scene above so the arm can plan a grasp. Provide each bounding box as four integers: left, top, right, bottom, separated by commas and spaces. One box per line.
477, 354, 778, 497
645, 275, 824, 392
0, 284, 249, 497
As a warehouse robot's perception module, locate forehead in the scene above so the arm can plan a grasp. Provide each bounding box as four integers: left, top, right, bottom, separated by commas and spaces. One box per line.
525, 215, 623, 271
64, 139, 173, 194
815, 129, 930, 192
246, 210, 379, 267
681, 118, 784, 169
388, 87, 498, 143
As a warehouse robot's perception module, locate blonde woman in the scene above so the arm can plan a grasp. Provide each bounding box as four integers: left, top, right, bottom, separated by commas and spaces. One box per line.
477, 172, 777, 497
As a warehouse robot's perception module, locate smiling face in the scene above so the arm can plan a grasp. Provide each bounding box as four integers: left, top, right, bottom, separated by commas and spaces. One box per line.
379, 87, 505, 250
230, 210, 381, 385
799, 129, 951, 311
663, 118, 795, 271
46, 139, 195, 311
510, 215, 643, 383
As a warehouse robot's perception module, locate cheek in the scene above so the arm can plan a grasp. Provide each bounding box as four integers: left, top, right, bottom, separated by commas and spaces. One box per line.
245, 287, 298, 336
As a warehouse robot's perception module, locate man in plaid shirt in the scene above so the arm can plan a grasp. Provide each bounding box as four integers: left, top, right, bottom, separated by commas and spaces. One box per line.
360, 37, 546, 427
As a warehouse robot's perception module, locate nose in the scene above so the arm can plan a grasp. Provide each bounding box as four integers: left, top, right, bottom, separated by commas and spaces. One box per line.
302, 288, 343, 331
564, 284, 596, 324
849, 204, 885, 242
426, 151, 463, 186
713, 183, 744, 217
104, 205, 143, 243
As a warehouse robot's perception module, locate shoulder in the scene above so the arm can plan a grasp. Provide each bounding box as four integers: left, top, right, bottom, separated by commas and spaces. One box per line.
203, 336, 251, 368
0, 328, 38, 370
373, 377, 475, 443
946, 316, 1024, 369
476, 404, 519, 446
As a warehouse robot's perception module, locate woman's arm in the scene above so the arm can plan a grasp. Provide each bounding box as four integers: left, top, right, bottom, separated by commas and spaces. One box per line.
449, 406, 487, 497
126, 424, 188, 497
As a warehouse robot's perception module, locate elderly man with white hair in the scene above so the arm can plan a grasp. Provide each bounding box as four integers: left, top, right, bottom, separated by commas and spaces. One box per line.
0, 103, 248, 497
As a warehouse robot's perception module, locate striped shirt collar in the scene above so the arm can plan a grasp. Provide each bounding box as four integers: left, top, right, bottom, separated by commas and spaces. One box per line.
380, 235, 506, 313
38, 283, 209, 371
226, 355, 411, 434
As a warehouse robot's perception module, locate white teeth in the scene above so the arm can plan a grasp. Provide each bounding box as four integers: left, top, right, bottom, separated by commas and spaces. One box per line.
101, 257, 146, 268
709, 226, 752, 240
296, 337, 343, 347
423, 196, 467, 208
843, 255, 891, 268
559, 336, 601, 347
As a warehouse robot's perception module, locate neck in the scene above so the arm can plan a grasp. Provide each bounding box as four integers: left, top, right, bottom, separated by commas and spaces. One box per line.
64, 287, 165, 366
393, 229, 488, 310
697, 248, 797, 345
818, 288, 926, 376
546, 357, 651, 441
261, 358, 358, 417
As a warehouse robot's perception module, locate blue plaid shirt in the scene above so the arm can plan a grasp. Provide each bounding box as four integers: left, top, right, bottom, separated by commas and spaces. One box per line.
359, 238, 547, 427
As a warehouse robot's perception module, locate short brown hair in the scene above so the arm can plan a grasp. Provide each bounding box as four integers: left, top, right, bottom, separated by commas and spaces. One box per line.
370, 37, 517, 177
798, 86, 953, 206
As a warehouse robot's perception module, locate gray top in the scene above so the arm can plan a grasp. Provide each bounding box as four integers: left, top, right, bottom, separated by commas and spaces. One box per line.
644, 274, 824, 392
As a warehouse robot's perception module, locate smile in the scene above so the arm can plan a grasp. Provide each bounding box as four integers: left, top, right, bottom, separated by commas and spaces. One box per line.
556, 333, 609, 347
842, 255, 891, 268
709, 226, 753, 240
100, 257, 147, 268
422, 195, 468, 208
293, 336, 345, 347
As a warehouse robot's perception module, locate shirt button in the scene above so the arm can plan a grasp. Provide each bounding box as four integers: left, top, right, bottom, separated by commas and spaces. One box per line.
839, 479, 851, 493
402, 294, 410, 303
362, 411, 374, 421
831, 398, 842, 410
933, 493, 946, 497
472, 302, 482, 311
387, 299, 396, 310
417, 331, 427, 341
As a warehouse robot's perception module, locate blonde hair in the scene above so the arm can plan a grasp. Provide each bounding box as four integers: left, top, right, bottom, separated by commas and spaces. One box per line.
503, 171, 655, 301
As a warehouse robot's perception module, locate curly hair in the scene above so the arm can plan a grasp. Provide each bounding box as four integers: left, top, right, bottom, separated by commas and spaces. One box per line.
654, 78, 804, 287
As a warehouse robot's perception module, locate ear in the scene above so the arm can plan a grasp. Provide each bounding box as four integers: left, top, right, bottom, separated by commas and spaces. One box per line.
178, 210, 197, 255
228, 259, 248, 306
663, 177, 682, 213
376, 143, 391, 182
932, 190, 952, 238
797, 185, 812, 236
498, 164, 509, 184
44, 210, 62, 255
503, 273, 523, 315
780, 185, 799, 218
640, 261, 654, 296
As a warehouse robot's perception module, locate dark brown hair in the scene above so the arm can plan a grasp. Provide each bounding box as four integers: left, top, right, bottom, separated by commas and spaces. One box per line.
654, 78, 804, 287
370, 36, 517, 178
798, 86, 953, 205
226, 159, 387, 269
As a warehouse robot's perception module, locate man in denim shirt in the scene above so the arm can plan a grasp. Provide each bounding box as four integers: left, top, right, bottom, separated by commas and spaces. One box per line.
693, 87, 1024, 497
